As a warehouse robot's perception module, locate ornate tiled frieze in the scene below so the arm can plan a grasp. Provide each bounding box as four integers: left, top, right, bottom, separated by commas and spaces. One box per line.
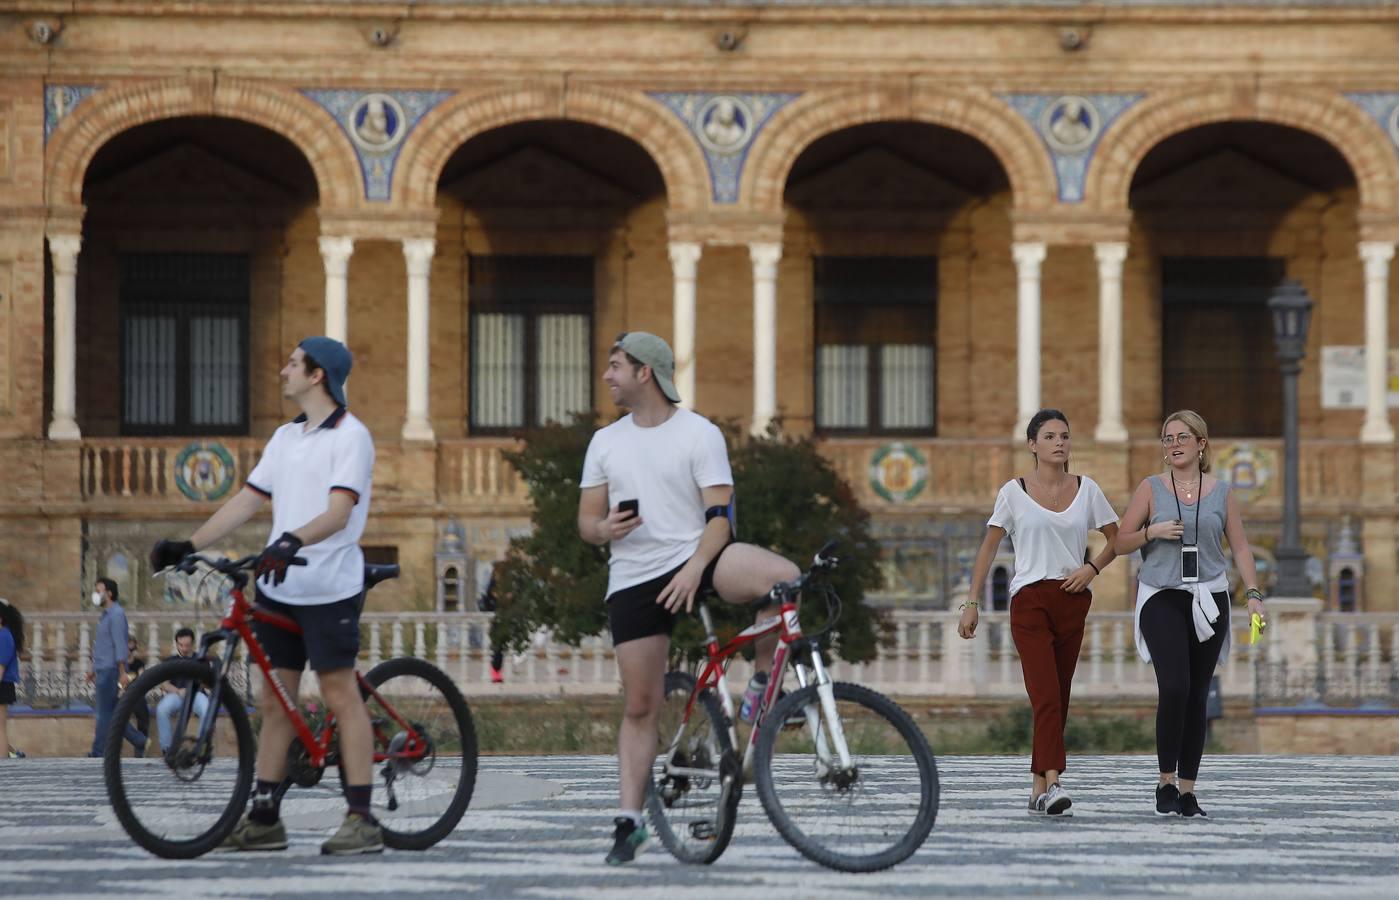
301, 89, 454, 201
1001, 93, 1144, 202
650, 92, 799, 203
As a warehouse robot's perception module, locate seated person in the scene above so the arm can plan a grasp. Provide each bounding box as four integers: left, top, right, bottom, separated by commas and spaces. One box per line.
155, 627, 211, 753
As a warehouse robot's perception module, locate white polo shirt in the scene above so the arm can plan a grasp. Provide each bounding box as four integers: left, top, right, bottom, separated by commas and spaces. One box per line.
245, 406, 375, 606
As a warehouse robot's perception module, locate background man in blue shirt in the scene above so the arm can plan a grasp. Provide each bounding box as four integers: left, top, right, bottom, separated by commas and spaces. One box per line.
88, 577, 144, 757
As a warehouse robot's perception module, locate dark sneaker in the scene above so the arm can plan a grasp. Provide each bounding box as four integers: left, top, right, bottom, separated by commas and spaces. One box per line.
321, 812, 384, 855
1156, 783, 1182, 817
1044, 783, 1073, 817
605, 816, 649, 865
215, 813, 289, 852
1179, 792, 1207, 818
7, 748, 25, 759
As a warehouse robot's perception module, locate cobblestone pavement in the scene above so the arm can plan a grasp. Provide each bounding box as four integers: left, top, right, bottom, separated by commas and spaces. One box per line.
2, 754, 1397, 899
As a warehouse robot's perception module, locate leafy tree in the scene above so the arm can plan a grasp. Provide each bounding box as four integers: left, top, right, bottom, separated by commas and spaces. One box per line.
489, 416, 888, 663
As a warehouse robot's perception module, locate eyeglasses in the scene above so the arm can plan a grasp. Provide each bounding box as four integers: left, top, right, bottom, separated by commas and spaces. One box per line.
1161, 432, 1195, 447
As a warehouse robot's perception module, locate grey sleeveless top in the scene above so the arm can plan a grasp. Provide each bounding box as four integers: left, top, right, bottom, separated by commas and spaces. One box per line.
1139, 476, 1230, 588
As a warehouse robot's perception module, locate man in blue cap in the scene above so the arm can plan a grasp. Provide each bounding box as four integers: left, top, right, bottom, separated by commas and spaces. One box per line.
150, 336, 381, 855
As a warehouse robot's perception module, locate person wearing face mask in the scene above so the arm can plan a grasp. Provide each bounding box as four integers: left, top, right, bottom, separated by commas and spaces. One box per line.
87, 578, 145, 758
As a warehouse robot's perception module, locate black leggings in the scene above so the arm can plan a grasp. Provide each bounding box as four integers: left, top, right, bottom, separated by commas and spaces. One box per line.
1140, 589, 1229, 782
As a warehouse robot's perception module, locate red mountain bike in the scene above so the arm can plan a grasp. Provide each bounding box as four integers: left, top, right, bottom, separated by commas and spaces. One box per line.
104, 553, 477, 859
648, 542, 939, 872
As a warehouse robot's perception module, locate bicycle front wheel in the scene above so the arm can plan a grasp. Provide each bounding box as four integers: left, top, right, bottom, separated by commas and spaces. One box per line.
646, 670, 740, 864
753, 681, 938, 872
360, 656, 477, 850
104, 659, 254, 859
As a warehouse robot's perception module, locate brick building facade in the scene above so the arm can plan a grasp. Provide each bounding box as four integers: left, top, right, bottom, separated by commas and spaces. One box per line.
3, 1, 1399, 615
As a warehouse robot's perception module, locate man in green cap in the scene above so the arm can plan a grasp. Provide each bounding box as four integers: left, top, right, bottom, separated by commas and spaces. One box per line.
577, 331, 800, 865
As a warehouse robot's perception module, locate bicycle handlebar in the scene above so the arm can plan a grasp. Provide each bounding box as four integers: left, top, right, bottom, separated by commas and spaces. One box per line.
168, 553, 308, 576
753, 540, 840, 610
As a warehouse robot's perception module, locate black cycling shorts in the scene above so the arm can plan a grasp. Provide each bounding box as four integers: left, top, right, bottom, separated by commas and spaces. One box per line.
0, 682, 15, 705
254, 594, 363, 673
606, 544, 732, 647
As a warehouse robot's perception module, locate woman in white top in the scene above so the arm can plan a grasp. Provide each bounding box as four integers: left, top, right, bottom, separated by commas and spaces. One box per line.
1115, 410, 1265, 818
962, 409, 1119, 817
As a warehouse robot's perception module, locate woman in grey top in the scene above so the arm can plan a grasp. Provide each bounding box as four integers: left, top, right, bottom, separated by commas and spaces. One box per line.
1115, 410, 1266, 818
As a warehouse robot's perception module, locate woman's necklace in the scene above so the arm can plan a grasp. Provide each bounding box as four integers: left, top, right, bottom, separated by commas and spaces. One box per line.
1035, 472, 1064, 508
1175, 474, 1200, 501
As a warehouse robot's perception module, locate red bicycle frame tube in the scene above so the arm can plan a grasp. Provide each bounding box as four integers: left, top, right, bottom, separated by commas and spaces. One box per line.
687, 599, 803, 725
219, 585, 426, 769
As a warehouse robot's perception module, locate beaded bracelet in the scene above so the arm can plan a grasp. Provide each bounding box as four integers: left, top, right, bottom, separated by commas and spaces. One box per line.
1245, 587, 1264, 602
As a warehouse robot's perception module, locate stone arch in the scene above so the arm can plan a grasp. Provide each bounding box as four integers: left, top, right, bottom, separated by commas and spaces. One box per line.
1086, 85, 1399, 213
744, 86, 1059, 214
46, 76, 362, 209
394, 83, 709, 212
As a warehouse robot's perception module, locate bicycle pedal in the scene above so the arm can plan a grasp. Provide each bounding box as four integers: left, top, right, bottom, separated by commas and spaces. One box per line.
688, 820, 717, 841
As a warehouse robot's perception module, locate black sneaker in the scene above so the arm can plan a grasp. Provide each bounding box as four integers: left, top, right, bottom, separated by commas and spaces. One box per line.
605, 816, 649, 865
1179, 792, 1207, 818
1156, 783, 1182, 817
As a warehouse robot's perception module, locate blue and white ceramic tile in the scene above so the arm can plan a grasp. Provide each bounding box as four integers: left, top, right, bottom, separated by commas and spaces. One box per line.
43, 85, 100, 142
301, 89, 454, 201
650, 92, 800, 203
1001, 93, 1144, 203
1344, 93, 1399, 157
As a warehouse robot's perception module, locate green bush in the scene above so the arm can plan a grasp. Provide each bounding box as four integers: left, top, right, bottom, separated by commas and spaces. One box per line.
980, 705, 1154, 755
490, 417, 887, 663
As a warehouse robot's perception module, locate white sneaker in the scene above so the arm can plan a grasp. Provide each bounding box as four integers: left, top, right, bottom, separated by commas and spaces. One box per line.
1044, 783, 1073, 817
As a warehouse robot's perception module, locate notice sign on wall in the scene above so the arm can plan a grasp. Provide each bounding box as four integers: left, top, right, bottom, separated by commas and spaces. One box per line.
1321, 346, 1399, 408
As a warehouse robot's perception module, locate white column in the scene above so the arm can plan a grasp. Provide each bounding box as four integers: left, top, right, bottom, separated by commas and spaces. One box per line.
1360, 241, 1395, 444
749, 242, 783, 436
48, 234, 83, 440
668, 241, 702, 409
1093, 241, 1129, 442
319, 235, 355, 344
401, 238, 436, 442
1012, 242, 1047, 438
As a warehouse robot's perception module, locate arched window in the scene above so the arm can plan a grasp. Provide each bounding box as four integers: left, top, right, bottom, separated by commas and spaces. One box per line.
990, 566, 1010, 612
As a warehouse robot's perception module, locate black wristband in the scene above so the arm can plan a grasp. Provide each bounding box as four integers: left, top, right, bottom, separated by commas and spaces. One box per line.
1087, 560, 1100, 575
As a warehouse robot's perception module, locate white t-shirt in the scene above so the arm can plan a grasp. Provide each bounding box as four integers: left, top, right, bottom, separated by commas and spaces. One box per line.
245, 406, 375, 606
988, 476, 1118, 598
580, 408, 733, 597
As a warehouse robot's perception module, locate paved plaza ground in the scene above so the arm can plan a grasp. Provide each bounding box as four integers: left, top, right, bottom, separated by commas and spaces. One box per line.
1, 754, 1396, 899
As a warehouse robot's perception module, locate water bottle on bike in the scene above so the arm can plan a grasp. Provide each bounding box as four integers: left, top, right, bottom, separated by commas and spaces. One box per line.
739, 671, 768, 723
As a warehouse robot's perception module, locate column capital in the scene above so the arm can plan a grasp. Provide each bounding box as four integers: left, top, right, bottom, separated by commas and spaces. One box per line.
1359, 240, 1395, 266
47, 234, 82, 273
1011, 241, 1046, 268
668, 241, 702, 276
1094, 241, 1128, 266
320, 233, 355, 268
749, 241, 782, 275
402, 238, 436, 277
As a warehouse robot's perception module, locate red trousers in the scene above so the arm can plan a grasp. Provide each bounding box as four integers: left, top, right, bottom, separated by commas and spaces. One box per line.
1010, 580, 1092, 775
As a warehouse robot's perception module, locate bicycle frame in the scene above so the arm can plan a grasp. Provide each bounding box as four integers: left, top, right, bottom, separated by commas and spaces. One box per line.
174, 578, 426, 773
665, 591, 854, 786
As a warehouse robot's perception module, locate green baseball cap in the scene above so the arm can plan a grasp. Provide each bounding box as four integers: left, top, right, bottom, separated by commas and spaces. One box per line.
615, 331, 681, 403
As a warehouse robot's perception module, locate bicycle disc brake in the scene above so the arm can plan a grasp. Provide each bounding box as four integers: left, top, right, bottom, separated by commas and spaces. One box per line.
286, 739, 325, 788
170, 736, 209, 783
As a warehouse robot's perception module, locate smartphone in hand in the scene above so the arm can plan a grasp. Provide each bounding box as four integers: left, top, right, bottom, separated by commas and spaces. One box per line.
618, 499, 640, 520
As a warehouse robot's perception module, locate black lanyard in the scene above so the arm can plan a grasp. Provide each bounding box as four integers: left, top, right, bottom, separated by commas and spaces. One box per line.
1170, 471, 1201, 548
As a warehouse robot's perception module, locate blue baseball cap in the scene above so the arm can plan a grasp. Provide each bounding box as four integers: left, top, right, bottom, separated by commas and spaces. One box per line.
298, 336, 352, 407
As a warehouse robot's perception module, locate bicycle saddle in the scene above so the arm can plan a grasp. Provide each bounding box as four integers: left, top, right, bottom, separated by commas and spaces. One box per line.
364, 564, 400, 589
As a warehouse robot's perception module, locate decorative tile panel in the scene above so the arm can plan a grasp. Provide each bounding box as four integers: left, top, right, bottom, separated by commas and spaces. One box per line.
1344, 93, 1399, 157
650, 92, 800, 203
1001, 93, 1144, 203
44, 85, 100, 142
301, 89, 454, 201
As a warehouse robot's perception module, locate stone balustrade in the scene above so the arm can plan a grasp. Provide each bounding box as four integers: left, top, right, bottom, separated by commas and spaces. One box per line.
14, 607, 1396, 705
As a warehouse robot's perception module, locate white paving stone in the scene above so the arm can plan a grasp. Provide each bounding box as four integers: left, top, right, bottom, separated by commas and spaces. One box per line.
0, 754, 1395, 898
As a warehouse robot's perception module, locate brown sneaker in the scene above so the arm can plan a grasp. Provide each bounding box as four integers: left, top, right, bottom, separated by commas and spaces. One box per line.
215, 813, 288, 852
320, 812, 384, 856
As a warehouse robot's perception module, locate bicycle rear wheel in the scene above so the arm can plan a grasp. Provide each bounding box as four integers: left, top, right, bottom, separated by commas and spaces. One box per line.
753, 681, 938, 872
104, 659, 254, 859
360, 656, 477, 850
646, 671, 740, 864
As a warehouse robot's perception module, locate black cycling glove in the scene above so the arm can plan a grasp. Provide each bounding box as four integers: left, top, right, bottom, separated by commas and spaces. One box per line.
150, 539, 195, 573
256, 532, 304, 587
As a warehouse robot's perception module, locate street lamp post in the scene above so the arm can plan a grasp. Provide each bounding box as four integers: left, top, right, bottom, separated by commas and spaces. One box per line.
1268, 279, 1314, 598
